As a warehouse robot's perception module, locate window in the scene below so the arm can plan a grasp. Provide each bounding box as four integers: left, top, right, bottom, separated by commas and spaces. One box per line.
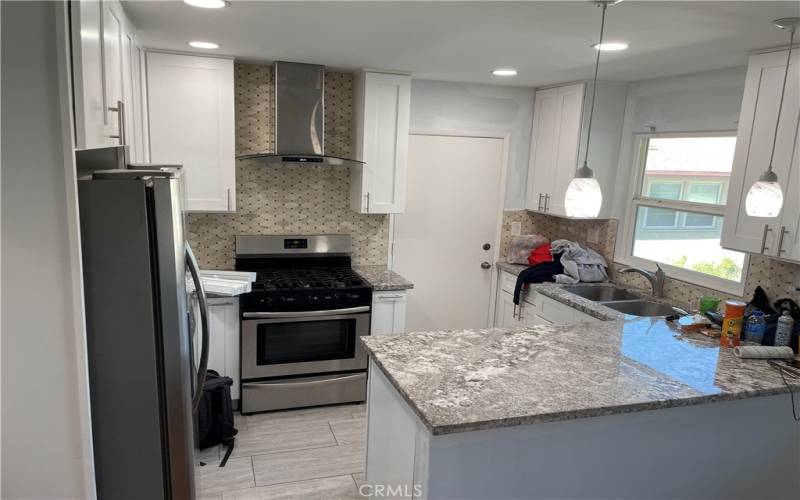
621, 134, 748, 293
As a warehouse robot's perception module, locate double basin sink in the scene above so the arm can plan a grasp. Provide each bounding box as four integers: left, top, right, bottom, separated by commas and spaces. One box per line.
561, 285, 677, 317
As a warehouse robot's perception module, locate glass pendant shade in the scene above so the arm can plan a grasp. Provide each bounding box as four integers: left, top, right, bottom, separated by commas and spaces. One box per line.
565, 164, 603, 217
745, 169, 784, 217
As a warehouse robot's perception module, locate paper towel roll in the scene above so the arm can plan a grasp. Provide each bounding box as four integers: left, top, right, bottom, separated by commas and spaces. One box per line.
733, 346, 795, 359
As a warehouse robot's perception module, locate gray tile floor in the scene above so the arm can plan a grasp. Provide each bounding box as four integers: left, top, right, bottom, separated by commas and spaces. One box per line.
196, 403, 367, 500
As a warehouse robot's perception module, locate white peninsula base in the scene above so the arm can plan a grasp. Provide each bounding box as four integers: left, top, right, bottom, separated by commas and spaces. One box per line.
366, 360, 800, 500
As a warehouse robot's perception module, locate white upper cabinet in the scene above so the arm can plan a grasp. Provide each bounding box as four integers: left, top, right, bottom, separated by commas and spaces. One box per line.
722, 50, 800, 261
71, 0, 146, 160
146, 52, 236, 212
525, 81, 627, 218
351, 71, 411, 214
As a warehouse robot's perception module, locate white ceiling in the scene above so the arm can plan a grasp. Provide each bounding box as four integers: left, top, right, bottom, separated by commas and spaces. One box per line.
123, 1, 800, 87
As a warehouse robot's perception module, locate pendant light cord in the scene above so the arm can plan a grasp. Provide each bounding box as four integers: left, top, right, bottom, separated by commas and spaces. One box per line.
767, 26, 796, 172
582, 1, 608, 168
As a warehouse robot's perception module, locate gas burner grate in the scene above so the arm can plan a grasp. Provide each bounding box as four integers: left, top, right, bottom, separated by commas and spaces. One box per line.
252, 267, 367, 291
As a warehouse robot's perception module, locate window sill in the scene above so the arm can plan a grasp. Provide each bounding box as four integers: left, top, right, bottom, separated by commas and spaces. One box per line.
613, 255, 748, 298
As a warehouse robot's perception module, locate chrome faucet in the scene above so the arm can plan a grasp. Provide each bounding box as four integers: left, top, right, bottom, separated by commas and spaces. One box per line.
619, 263, 666, 298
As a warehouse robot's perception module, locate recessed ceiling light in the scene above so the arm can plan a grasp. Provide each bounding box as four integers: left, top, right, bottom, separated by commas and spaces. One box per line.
492, 69, 518, 76
189, 41, 220, 49
184, 0, 227, 8
592, 42, 629, 51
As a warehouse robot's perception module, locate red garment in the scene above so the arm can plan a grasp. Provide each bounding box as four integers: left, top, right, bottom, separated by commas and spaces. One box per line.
528, 243, 553, 266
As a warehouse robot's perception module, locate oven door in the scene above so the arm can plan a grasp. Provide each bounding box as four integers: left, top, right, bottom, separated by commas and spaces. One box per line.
241, 306, 370, 379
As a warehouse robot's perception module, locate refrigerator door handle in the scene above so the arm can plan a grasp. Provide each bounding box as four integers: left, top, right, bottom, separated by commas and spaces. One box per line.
185, 243, 210, 412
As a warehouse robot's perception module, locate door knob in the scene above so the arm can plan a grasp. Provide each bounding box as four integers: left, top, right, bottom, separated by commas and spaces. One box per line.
482, 243, 491, 251
481, 262, 491, 269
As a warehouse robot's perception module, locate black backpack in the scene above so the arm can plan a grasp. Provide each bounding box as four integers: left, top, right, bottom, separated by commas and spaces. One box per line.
197, 370, 238, 454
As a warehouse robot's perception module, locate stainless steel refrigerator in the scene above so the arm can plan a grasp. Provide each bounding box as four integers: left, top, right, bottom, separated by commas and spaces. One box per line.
79, 167, 209, 499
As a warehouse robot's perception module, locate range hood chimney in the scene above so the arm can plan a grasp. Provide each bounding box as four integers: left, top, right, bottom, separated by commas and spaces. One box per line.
237, 61, 363, 167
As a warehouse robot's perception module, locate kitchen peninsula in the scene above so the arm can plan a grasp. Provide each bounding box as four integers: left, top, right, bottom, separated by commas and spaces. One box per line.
361, 317, 800, 499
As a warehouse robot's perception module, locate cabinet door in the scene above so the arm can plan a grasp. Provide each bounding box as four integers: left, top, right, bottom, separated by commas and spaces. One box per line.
102, 0, 124, 143
722, 50, 799, 254
496, 290, 522, 328
207, 303, 227, 376
121, 22, 145, 162
526, 88, 559, 211
352, 72, 411, 214
147, 52, 236, 212
548, 83, 585, 216
71, 0, 107, 149
208, 298, 240, 401
776, 124, 800, 261
371, 292, 408, 335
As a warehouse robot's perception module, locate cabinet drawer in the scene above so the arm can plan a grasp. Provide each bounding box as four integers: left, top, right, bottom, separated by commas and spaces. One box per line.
500, 271, 517, 295
538, 295, 575, 324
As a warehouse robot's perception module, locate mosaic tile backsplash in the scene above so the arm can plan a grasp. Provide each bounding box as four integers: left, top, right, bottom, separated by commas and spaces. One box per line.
186, 63, 389, 269
500, 210, 800, 308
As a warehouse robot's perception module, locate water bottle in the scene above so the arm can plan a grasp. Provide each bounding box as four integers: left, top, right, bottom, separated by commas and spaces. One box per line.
744, 312, 766, 344
774, 309, 795, 347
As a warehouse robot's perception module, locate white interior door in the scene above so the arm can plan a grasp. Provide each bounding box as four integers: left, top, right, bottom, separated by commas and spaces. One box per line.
394, 134, 505, 332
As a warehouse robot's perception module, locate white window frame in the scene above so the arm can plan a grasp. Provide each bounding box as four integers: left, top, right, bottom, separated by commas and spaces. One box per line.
616, 131, 749, 296
642, 180, 683, 228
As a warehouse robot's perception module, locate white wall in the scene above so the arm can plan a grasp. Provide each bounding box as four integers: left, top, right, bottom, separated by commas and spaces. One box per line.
409, 80, 535, 208
609, 66, 747, 219
1, 2, 95, 498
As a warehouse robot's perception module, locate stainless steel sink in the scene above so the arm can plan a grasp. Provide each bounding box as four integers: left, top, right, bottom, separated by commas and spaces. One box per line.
601, 300, 677, 317
562, 286, 642, 302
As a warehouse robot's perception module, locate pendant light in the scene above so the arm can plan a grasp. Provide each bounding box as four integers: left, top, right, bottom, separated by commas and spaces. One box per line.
745, 17, 798, 217
564, 1, 620, 218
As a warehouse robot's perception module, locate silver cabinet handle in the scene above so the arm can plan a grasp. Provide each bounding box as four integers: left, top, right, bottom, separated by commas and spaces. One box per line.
513, 303, 517, 320
108, 100, 126, 145
777, 226, 789, 255
481, 261, 491, 269
186, 243, 209, 413
376, 294, 404, 300
366, 192, 370, 212
243, 306, 370, 319
544, 194, 550, 212
243, 373, 364, 390
537, 193, 544, 211
760, 224, 773, 254
227, 188, 232, 211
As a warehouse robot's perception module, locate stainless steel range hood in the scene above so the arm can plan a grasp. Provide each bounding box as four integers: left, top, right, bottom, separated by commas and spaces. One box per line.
237, 61, 363, 167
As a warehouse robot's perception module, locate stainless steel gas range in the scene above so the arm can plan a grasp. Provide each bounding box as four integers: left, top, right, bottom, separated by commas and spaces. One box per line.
235, 235, 372, 414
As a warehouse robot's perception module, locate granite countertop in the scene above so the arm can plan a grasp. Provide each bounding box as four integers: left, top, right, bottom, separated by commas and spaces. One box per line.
354, 265, 414, 291
361, 318, 800, 436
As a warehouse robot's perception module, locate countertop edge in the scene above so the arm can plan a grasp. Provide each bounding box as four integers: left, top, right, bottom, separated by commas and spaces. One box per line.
353, 265, 414, 291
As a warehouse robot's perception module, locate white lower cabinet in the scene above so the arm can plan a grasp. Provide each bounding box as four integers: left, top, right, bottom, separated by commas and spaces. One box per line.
495, 288, 523, 328
207, 297, 240, 401
494, 271, 600, 326
371, 291, 408, 335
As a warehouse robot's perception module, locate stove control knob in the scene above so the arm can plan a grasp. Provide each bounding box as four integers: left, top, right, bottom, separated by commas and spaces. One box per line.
308, 295, 319, 303
347, 293, 360, 301
281, 296, 295, 304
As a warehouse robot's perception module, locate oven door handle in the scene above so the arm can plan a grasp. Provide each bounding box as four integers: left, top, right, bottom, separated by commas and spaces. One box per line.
242, 373, 365, 389
242, 306, 370, 319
